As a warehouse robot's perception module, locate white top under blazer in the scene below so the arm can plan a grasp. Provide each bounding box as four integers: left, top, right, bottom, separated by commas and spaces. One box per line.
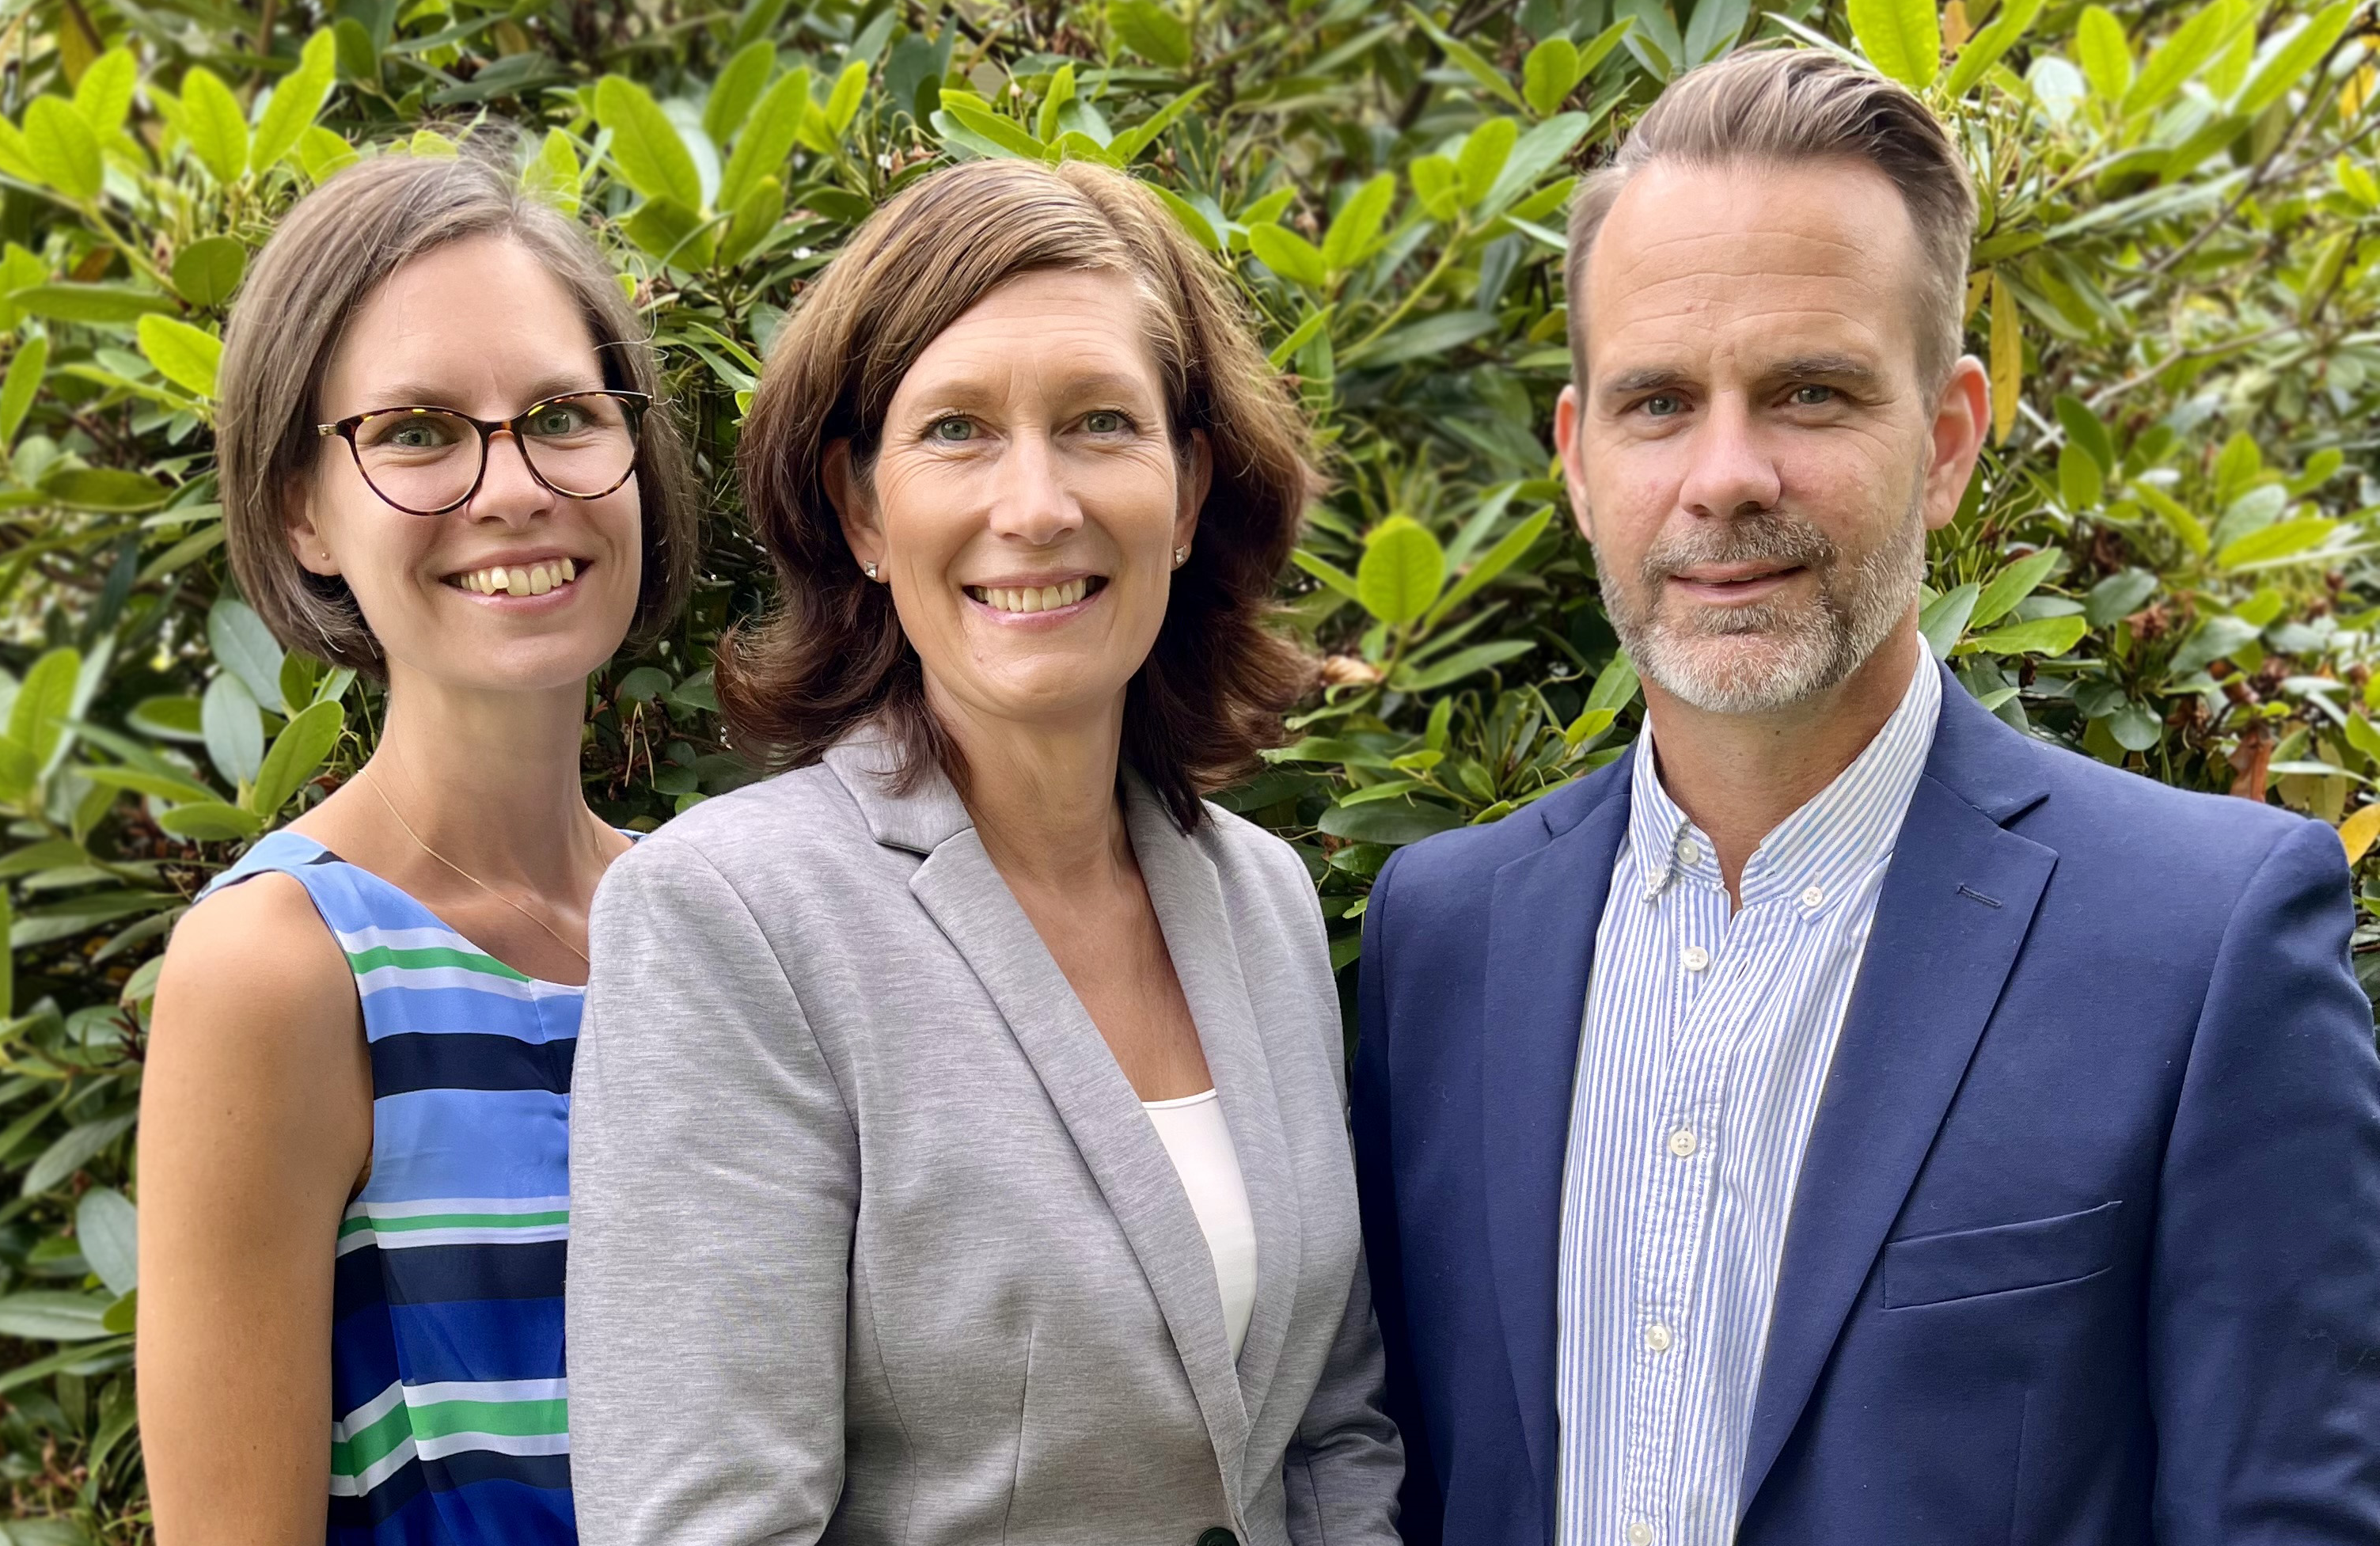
1144, 1088, 1258, 1358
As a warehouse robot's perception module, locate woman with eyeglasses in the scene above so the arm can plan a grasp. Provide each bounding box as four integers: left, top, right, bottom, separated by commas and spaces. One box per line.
136, 145, 694, 1546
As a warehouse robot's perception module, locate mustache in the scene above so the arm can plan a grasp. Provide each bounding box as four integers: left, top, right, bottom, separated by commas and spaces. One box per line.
1639, 512, 1839, 584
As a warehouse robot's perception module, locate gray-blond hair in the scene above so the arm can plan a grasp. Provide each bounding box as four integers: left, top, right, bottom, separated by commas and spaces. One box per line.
1566, 48, 1977, 393
216, 139, 697, 674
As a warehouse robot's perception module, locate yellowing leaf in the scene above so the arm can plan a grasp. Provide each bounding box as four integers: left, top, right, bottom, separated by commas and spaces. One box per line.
1988, 269, 2020, 443
2339, 801, 2380, 865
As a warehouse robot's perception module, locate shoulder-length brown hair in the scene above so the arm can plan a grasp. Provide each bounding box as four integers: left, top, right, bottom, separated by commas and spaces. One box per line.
217, 138, 697, 674
718, 158, 1317, 830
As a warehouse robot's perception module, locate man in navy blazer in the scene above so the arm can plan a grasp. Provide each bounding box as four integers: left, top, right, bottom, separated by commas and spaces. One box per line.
1353, 50, 2380, 1546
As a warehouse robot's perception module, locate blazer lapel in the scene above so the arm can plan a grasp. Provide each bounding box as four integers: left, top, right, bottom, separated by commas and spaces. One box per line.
831, 745, 1255, 1483
1124, 782, 1303, 1456
1738, 682, 2058, 1515
1481, 762, 1634, 1519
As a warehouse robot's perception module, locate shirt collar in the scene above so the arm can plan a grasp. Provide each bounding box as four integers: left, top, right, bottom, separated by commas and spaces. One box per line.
1627, 651, 1943, 914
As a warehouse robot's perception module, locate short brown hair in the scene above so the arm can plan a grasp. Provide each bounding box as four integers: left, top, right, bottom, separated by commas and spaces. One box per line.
217, 141, 697, 674
1566, 48, 1977, 392
718, 158, 1318, 830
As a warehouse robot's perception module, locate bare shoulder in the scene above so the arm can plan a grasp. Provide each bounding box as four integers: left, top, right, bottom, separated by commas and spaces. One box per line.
151, 872, 358, 1071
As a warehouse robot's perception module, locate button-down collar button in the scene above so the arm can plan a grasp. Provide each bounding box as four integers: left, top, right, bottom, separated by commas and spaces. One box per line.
1668, 1127, 1698, 1157
1680, 944, 1710, 972
1801, 885, 1825, 909
1678, 836, 1702, 866
1643, 1322, 1672, 1352
1627, 1526, 1654, 1546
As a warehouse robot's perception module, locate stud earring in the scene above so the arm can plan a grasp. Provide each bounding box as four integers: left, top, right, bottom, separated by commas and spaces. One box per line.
1173, 546, 1188, 567
863, 560, 879, 579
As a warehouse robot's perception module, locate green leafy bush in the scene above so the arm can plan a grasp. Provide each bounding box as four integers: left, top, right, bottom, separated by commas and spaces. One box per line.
0, 0, 2368, 1533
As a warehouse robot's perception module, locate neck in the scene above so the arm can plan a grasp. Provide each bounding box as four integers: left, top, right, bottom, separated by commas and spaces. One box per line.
360, 667, 605, 893
1640, 619, 1923, 903
931, 682, 1133, 890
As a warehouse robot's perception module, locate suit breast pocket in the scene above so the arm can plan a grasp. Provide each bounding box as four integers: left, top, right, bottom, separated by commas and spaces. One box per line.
1881, 1200, 2124, 1309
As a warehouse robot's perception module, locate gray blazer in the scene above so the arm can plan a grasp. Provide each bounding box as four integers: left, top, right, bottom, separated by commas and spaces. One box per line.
565, 736, 1403, 1545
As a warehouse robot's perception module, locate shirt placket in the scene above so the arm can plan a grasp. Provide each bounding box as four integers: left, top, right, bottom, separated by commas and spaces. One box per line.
1618, 841, 1733, 1546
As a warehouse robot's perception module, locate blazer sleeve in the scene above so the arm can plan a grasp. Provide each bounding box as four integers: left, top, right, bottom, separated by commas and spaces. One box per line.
1350, 848, 1446, 1544
566, 834, 859, 1545
2150, 817, 2380, 1540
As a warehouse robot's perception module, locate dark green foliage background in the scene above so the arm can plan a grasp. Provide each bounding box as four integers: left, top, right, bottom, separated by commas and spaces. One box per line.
0, 0, 2368, 1533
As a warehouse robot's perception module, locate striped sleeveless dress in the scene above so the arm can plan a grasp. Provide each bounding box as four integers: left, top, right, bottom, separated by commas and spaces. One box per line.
199, 830, 579, 1544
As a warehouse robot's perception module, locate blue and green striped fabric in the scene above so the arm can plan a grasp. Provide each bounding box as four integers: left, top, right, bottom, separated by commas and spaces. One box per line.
200, 830, 579, 1544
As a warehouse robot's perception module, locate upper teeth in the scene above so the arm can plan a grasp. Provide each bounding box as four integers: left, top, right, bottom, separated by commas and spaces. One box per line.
969, 579, 1091, 613
456, 559, 576, 596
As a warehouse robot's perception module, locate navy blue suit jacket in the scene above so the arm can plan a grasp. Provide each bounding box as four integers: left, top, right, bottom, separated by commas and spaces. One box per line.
1353, 666, 2380, 1544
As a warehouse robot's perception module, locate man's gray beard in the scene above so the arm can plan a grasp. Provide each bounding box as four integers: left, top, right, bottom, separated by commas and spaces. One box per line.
1594, 496, 1925, 716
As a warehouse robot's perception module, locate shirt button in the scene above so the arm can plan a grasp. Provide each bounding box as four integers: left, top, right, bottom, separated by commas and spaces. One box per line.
1801, 885, 1825, 909
1627, 1524, 1654, 1545
1678, 838, 1702, 865
1668, 1127, 1697, 1157
1644, 1322, 1672, 1352
1680, 945, 1710, 972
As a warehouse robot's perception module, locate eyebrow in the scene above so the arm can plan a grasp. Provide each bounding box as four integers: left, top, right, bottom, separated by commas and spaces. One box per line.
1595, 355, 1886, 401
352, 374, 607, 412
905, 370, 1159, 409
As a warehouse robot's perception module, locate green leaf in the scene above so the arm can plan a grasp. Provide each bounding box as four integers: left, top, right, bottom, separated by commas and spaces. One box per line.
1426, 506, 1554, 625
0, 1290, 113, 1341
169, 236, 246, 309
2108, 701, 2163, 751
1410, 154, 1462, 221
1149, 184, 1222, 251
0, 119, 38, 187
1456, 117, 1518, 209
9, 650, 78, 777
2216, 515, 2339, 570
249, 699, 344, 817
0, 335, 46, 451
2236, 1, 2355, 117
9, 283, 177, 325
2074, 6, 2133, 101
2124, 0, 2244, 118
1321, 173, 1396, 273
137, 314, 221, 399
24, 98, 101, 203
1290, 547, 1363, 600
1318, 796, 1464, 846
202, 671, 263, 785
2344, 712, 2380, 769
1267, 306, 1335, 370
594, 74, 704, 210
621, 196, 716, 268
1848, 0, 1941, 89
23, 1113, 134, 1197
1247, 222, 1327, 289
705, 40, 778, 149
1404, 6, 1528, 111
78, 765, 218, 806
74, 1188, 135, 1297
207, 596, 286, 709
1390, 638, 1538, 691
1970, 549, 2062, 629
157, 800, 264, 841
935, 98, 1053, 162
1106, 82, 1212, 162
1357, 515, 1446, 624
179, 66, 250, 186
1522, 36, 1581, 116
2170, 613, 2264, 674
1342, 309, 1498, 369
2084, 568, 2158, 627
42, 468, 169, 511
716, 175, 785, 268
129, 694, 203, 742
298, 124, 358, 183
822, 59, 870, 136
1480, 112, 1592, 218
2057, 443, 2104, 510
73, 48, 138, 139
1919, 580, 1980, 658
2053, 393, 2114, 473
1962, 614, 2089, 656
1037, 63, 1078, 146
2132, 482, 2208, 557
252, 28, 337, 173
1945, 0, 2045, 96
1110, 0, 1192, 69
717, 66, 810, 213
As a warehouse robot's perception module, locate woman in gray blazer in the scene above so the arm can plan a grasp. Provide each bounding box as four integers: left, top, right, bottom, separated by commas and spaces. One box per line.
564, 158, 1403, 1544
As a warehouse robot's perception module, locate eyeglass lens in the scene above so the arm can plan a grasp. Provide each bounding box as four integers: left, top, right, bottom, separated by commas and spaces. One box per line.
351, 394, 638, 513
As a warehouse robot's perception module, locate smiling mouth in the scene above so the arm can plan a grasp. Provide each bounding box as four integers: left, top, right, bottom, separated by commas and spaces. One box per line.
449, 558, 582, 597
965, 576, 1106, 614
1670, 564, 1805, 593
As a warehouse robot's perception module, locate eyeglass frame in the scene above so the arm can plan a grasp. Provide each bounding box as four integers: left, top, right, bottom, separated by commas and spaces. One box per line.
313, 389, 654, 517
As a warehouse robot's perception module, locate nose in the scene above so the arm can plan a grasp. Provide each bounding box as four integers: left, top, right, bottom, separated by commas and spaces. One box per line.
985, 427, 1081, 547
466, 427, 556, 526
1675, 393, 1782, 521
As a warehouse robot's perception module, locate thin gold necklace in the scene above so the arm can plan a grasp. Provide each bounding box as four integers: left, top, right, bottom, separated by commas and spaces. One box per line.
359, 766, 592, 970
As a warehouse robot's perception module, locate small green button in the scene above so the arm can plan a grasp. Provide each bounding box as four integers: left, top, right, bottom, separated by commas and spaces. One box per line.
1196, 1532, 1238, 1546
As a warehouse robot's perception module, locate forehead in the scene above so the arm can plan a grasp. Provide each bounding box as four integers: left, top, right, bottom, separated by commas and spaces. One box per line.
1581, 158, 1923, 382
892, 267, 1164, 403
327, 235, 601, 402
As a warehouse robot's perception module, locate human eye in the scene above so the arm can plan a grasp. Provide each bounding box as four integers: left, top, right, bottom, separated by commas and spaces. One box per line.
1082, 409, 1136, 435
1787, 383, 1839, 408
925, 416, 977, 444
1638, 393, 1686, 419
363, 412, 463, 453
526, 402, 594, 438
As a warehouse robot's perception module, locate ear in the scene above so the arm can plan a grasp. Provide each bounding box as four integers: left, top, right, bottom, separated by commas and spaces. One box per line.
1174, 428, 1211, 553
1923, 355, 1991, 533
1554, 382, 1593, 539
822, 439, 884, 575
286, 479, 341, 577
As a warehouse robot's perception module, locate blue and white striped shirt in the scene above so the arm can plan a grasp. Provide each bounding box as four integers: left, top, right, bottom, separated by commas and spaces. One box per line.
1554, 654, 1940, 1546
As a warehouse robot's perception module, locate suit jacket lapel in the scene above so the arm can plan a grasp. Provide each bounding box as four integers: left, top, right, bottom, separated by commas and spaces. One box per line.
831, 744, 1255, 1480
1124, 781, 1303, 1455
1738, 681, 2058, 1514
1482, 762, 1634, 1518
